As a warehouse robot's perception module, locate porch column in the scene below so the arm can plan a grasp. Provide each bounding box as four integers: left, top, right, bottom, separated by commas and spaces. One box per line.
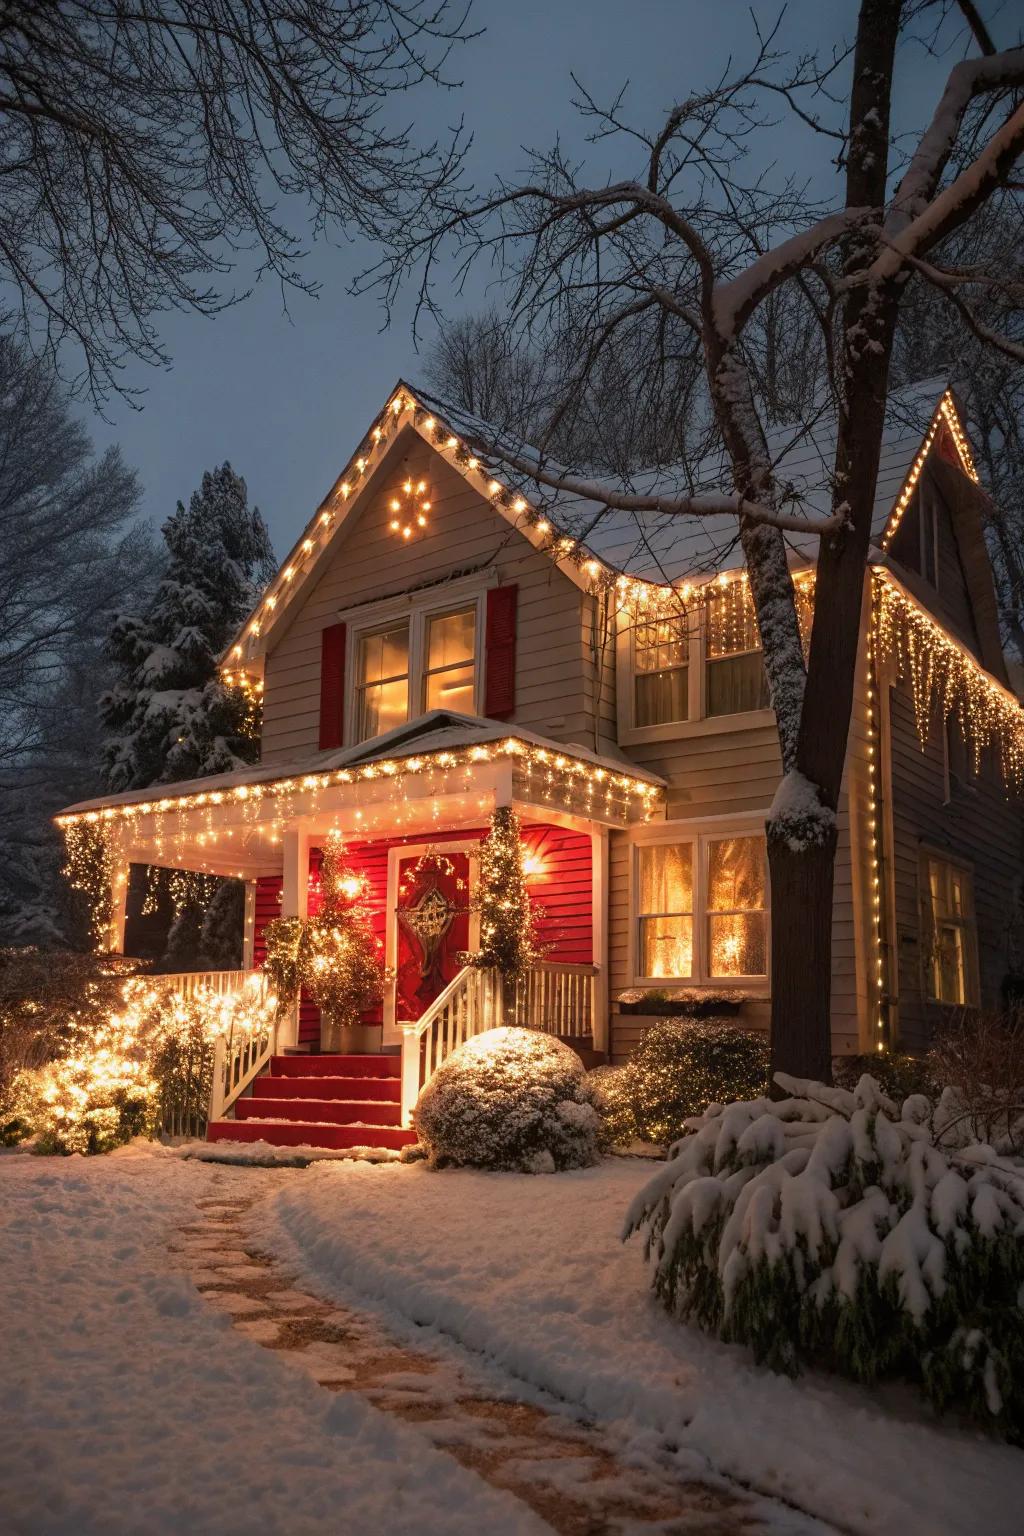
591, 827, 610, 1056
106, 856, 130, 954
279, 826, 311, 1050
241, 881, 257, 970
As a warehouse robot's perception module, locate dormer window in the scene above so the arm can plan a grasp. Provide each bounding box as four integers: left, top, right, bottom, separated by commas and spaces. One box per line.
348, 590, 484, 745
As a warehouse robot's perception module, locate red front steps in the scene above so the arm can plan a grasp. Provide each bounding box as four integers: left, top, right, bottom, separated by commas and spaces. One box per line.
206, 1053, 416, 1152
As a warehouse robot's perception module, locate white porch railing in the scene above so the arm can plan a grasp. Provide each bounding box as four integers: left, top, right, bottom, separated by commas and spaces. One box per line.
399, 961, 599, 1127
156, 968, 256, 1002
156, 969, 277, 1123
510, 962, 596, 1037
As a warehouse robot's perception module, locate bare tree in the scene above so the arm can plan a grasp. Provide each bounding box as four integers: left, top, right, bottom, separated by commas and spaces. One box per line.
372, 1, 1024, 1081
0, 0, 471, 403
0, 335, 154, 942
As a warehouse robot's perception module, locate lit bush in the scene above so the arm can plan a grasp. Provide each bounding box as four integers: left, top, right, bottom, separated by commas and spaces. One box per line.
607, 1017, 768, 1147
625, 1072, 1024, 1441
414, 1026, 603, 1173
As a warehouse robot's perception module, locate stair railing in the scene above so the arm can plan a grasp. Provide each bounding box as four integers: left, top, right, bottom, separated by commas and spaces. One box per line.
209, 975, 278, 1123
399, 966, 501, 1126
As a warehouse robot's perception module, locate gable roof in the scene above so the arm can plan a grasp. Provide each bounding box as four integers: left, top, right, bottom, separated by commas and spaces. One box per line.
224, 376, 979, 675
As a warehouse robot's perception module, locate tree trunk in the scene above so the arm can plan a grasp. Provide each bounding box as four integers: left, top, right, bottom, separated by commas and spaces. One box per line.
767, 824, 838, 1085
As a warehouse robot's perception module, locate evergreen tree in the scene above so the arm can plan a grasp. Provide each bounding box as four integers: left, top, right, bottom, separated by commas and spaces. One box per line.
470, 807, 543, 985
100, 463, 275, 791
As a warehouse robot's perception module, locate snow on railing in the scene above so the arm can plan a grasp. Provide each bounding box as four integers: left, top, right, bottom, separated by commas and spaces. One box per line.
398, 961, 599, 1126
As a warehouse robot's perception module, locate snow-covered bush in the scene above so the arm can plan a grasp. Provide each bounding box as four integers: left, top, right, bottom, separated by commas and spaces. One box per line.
833, 1050, 936, 1100
607, 1018, 768, 1147
625, 1072, 1024, 1440
413, 1026, 603, 1173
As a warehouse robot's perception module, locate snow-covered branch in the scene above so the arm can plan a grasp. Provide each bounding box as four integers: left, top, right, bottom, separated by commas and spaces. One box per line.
712, 208, 871, 334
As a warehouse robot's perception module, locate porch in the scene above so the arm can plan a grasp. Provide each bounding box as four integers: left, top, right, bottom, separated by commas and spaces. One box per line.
61, 714, 663, 1144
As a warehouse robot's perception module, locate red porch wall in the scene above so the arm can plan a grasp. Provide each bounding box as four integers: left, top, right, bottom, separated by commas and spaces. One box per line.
253, 822, 592, 1046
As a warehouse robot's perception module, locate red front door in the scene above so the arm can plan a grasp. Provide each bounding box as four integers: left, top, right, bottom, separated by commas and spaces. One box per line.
394, 851, 471, 1021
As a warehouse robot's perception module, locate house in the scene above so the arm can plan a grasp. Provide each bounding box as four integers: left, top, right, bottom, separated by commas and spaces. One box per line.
56, 379, 1024, 1150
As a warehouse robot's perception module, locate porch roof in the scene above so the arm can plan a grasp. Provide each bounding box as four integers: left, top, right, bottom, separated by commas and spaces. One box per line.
55, 713, 665, 877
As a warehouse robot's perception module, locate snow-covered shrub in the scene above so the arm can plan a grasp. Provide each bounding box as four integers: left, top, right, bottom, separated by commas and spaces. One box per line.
927, 1012, 1024, 1156
413, 1026, 603, 1173
625, 1072, 1024, 1440
609, 1018, 768, 1147
588, 1063, 634, 1147
833, 1050, 936, 1100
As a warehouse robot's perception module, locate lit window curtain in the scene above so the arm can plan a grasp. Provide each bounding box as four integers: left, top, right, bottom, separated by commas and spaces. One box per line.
705, 583, 770, 716
638, 843, 693, 977
634, 616, 688, 725
706, 836, 767, 977
357, 622, 410, 740
425, 607, 475, 711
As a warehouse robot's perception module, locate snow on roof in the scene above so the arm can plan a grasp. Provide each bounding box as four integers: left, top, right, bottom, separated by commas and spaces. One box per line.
411, 376, 948, 584
57, 710, 664, 817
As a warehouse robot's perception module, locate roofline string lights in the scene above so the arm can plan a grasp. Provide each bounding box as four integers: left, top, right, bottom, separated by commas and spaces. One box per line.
56, 737, 663, 833
879, 390, 978, 551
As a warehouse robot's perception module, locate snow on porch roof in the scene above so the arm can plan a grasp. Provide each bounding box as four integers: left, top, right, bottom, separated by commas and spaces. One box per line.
55, 709, 665, 823
411, 376, 962, 586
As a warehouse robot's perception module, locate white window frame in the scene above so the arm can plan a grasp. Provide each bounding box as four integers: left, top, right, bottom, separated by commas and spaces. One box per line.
616, 603, 775, 745
342, 579, 486, 746
629, 815, 771, 989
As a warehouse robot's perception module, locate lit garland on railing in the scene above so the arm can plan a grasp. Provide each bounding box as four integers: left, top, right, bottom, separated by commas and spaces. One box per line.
871, 568, 1024, 787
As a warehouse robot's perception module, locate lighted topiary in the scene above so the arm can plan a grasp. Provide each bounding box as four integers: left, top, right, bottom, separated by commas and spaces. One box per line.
413, 1026, 603, 1173
467, 806, 544, 984
610, 1017, 769, 1147
625, 1073, 1024, 1441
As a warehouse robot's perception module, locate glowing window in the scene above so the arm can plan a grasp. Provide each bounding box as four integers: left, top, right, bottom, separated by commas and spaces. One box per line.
705, 584, 769, 717
706, 836, 768, 978
637, 843, 693, 978
424, 606, 476, 713
926, 857, 976, 1005
634, 616, 688, 726
356, 623, 409, 741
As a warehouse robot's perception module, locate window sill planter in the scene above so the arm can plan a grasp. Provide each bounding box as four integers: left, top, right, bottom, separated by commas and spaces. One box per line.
616, 989, 747, 1018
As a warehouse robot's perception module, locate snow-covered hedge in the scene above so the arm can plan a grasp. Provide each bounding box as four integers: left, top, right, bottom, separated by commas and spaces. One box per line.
413, 1026, 603, 1173
602, 1017, 768, 1147
624, 1073, 1024, 1440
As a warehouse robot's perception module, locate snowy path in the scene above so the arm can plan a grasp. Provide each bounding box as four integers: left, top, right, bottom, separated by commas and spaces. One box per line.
178, 1176, 821, 1535
0, 1148, 549, 1536
252, 1155, 1024, 1536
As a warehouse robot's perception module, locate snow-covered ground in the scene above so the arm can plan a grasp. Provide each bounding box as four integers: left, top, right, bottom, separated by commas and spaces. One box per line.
0, 1146, 546, 1536
253, 1155, 1024, 1536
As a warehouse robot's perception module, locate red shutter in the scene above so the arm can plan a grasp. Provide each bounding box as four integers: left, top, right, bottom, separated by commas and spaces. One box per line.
484, 585, 517, 720
318, 622, 346, 750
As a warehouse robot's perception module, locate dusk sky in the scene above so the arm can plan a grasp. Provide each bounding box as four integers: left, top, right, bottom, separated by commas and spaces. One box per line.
88, 0, 970, 557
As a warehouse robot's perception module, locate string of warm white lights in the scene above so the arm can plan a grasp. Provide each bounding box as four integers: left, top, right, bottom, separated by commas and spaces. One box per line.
863, 622, 889, 1054
880, 390, 977, 550
56, 736, 663, 831
872, 567, 1024, 787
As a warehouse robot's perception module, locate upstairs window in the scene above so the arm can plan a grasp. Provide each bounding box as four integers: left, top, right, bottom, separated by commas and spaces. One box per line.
704, 584, 770, 717
424, 606, 476, 712
925, 856, 977, 1006
634, 616, 689, 726
356, 622, 409, 740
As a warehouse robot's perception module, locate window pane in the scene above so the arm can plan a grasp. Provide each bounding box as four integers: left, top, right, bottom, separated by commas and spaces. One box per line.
707, 837, 765, 913
426, 663, 475, 712
708, 912, 767, 976
638, 844, 693, 915
640, 915, 693, 978
428, 608, 475, 669
635, 617, 688, 671
359, 677, 408, 738
359, 624, 409, 684
636, 667, 688, 726
705, 584, 760, 659
706, 653, 770, 716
